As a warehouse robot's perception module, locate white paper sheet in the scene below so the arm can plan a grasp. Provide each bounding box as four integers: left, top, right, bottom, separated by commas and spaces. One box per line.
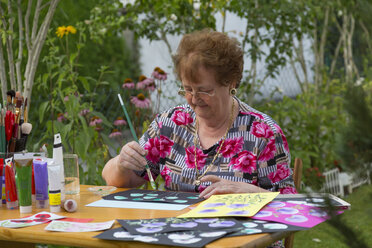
86, 199, 189, 211
45, 220, 115, 232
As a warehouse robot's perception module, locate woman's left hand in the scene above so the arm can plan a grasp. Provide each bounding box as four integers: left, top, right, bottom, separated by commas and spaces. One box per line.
198, 175, 269, 199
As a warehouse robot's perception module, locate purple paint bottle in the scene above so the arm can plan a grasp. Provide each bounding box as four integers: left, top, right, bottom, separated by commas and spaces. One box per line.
33, 159, 49, 209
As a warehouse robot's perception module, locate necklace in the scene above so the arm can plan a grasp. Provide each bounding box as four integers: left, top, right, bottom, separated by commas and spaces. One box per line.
193, 98, 235, 186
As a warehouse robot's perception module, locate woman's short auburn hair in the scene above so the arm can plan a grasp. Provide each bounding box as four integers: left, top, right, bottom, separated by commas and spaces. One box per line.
173, 29, 243, 88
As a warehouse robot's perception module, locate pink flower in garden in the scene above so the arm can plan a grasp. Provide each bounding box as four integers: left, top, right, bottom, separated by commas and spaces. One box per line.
109, 129, 122, 138
144, 135, 174, 164
114, 117, 127, 126
219, 137, 244, 158
57, 113, 67, 122
273, 124, 289, 152
171, 110, 194, 126
130, 93, 151, 108
251, 121, 274, 139
258, 138, 276, 162
185, 146, 207, 170
229, 150, 257, 174
136, 75, 148, 89
95, 124, 103, 132
122, 78, 135, 89
64, 96, 69, 102
161, 166, 172, 187
268, 163, 291, 183
280, 186, 297, 194
152, 67, 167, 80
79, 109, 90, 116
241, 111, 264, 120
145, 79, 156, 91
89, 116, 102, 126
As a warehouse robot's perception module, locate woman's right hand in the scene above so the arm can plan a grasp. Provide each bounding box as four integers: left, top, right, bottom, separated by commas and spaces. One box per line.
116, 141, 148, 173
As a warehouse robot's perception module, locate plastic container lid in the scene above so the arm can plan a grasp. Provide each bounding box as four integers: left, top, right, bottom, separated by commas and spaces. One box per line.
36, 200, 49, 209
20, 205, 32, 213
50, 205, 61, 213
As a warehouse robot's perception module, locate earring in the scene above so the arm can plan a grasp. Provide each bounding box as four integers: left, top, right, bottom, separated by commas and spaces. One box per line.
230, 88, 237, 95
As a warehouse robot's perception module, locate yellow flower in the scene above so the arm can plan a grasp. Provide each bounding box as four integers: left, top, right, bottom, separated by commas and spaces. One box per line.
66, 25, 77, 34
56, 25, 77, 38
56, 26, 67, 38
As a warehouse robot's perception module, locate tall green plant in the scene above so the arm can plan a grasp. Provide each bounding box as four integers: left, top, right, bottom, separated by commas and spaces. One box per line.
258, 79, 346, 176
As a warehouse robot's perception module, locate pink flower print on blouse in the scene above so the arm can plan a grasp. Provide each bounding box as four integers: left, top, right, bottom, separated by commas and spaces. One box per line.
280, 186, 297, 194
229, 150, 257, 174
268, 163, 291, 183
172, 110, 194, 126
273, 123, 289, 152
258, 138, 276, 162
241, 111, 264, 120
185, 146, 207, 170
160, 166, 172, 187
219, 137, 244, 158
251, 121, 274, 139
144, 135, 174, 164
158, 135, 174, 158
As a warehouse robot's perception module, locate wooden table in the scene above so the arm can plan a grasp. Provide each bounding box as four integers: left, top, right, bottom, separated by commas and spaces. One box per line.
0, 185, 291, 248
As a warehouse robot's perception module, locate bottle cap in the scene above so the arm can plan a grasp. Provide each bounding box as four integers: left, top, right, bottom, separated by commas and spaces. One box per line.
19, 205, 32, 213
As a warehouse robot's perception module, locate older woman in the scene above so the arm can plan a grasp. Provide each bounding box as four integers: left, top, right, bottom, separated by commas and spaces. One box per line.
102, 29, 296, 199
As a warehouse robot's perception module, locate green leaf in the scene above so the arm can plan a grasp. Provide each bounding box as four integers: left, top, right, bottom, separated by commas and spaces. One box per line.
38, 101, 50, 123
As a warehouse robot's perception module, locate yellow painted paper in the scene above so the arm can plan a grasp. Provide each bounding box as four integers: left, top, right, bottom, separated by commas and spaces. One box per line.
178, 192, 279, 218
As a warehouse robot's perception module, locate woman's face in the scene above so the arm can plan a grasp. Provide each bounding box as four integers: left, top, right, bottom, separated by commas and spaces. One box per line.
181, 67, 231, 120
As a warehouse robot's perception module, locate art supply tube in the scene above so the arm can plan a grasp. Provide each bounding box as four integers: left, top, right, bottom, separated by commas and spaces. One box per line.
33, 159, 49, 209
14, 153, 33, 213
53, 133, 65, 201
31, 163, 36, 202
48, 163, 61, 212
0, 161, 2, 207
61, 199, 77, 213
5, 164, 18, 209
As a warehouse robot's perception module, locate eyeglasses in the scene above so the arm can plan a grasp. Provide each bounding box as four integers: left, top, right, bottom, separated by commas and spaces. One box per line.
177, 88, 216, 99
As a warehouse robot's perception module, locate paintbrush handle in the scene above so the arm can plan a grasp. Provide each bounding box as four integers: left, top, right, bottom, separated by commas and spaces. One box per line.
117, 94, 157, 189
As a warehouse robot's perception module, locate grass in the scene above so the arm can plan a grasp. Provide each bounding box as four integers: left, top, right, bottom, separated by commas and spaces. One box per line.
294, 184, 372, 248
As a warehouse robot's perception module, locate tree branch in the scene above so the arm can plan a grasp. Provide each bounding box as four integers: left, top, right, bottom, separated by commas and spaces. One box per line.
16, 0, 23, 92
31, 0, 42, 42
3, 2, 17, 90
23, 0, 60, 108
24, 0, 32, 51
359, 20, 372, 55
0, 41, 8, 103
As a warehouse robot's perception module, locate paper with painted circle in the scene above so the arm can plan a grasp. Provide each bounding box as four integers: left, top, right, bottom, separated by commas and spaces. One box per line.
117, 217, 244, 234
102, 188, 204, 205
178, 192, 279, 218
251, 201, 343, 228
94, 227, 236, 248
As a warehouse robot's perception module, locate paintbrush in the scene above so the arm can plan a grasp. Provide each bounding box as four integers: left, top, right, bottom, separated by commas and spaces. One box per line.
117, 94, 157, 190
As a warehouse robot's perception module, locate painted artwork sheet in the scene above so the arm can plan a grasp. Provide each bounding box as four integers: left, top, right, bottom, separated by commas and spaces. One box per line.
45, 220, 115, 232
0, 211, 65, 228
226, 219, 308, 237
95, 227, 235, 248
274, 194, 351, 209
178, 192, 279, 218
117, 217, 244, 235
251, 201, 342, 228
102, 189, 204, 205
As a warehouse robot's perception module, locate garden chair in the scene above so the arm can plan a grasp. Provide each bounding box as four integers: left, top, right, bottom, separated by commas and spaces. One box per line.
284, 157, 303, 248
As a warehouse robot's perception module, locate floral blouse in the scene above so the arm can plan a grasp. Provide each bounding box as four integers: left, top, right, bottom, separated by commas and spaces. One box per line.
136, 97, 297, 194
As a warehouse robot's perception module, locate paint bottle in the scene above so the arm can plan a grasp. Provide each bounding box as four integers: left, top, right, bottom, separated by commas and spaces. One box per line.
14, 153, 33, 214
47, 162, 61, 212
31, 163, 36, 202
0, 159, 3, 207
53, 133, 65, 201
5, 160, 18, 209
1, 159, 6, 205
33, 159, 49, 209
